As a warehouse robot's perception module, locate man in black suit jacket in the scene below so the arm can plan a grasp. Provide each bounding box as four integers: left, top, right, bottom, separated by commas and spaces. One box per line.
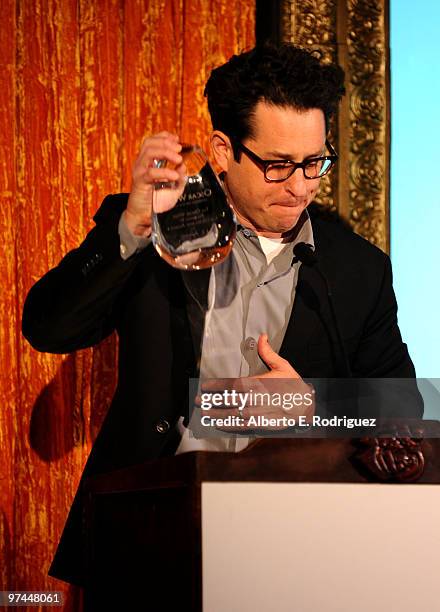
22, 43, 421, 589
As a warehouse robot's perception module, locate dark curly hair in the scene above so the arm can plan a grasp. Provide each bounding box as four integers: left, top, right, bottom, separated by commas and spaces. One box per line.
204, 43, 345, 145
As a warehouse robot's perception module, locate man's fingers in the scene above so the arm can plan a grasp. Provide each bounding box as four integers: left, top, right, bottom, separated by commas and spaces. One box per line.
136, 146, 183, 169
138, 136, 182, 168
174, 163, 188, 191
145, 167, 181, 183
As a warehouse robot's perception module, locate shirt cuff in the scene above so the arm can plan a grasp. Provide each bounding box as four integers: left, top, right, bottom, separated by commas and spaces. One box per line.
118, 212, 152, 260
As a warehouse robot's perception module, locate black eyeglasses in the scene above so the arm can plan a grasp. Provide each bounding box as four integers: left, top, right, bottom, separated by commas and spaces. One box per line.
232, 139, 338, 182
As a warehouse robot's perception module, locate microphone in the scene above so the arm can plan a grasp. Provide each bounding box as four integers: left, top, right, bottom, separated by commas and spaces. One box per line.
293, 242, 318, 267
293, 242, 352, 377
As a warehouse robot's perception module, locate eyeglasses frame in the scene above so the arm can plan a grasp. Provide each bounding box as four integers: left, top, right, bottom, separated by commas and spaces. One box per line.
232, 138, 338, 182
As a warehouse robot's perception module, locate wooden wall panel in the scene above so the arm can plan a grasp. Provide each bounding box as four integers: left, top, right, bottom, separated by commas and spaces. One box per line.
280, 0, 390, 252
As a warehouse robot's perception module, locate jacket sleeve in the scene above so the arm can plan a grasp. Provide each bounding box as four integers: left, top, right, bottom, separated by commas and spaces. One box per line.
353, 254, 415, 377
352, 253, 423, 417
22, 193, 146, 354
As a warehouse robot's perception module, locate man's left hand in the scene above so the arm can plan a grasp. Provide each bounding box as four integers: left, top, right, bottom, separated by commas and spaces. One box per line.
197, 333, 315, 432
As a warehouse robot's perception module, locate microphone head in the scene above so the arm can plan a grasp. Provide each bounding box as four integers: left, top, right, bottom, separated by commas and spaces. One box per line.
293, 242, 318, 266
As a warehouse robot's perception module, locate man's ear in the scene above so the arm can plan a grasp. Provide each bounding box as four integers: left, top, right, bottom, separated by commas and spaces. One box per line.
210, 131, 234, 172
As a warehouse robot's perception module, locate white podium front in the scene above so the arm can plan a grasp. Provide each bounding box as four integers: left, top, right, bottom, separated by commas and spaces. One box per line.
202, 482, 440, 612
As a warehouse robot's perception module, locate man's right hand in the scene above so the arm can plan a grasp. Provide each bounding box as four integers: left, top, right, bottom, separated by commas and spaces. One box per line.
124, 132, 186, 237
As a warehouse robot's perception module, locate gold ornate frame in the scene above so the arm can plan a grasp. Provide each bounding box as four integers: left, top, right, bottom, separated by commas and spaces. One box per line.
281, 0, 390, 252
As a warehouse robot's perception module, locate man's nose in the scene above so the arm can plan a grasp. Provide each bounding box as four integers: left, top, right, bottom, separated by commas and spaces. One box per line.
284, 167, 308, 197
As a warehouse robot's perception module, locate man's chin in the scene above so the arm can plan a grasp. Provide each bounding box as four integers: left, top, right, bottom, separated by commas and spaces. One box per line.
234, 204, 308, 236
271, 208, 305, 231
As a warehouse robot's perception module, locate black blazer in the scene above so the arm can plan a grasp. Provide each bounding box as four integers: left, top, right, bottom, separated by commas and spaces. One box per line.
22, 194, 421, 585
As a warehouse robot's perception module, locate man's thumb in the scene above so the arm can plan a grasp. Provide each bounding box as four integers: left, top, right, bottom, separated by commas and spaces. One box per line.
258, 333, 285, 370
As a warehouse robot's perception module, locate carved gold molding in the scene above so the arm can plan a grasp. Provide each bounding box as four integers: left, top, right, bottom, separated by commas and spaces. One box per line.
281, 0, 390, 252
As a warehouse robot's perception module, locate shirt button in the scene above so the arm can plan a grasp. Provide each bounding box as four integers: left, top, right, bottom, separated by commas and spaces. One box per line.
245, 337, 257, 351
155, 419, 170, 434
242, 229, 252, 238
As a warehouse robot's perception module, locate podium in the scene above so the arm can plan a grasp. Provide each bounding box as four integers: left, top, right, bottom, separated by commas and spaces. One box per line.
83, 433, 440, 611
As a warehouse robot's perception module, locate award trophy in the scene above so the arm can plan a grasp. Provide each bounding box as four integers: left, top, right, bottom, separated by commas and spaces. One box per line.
151, 144, 236, 270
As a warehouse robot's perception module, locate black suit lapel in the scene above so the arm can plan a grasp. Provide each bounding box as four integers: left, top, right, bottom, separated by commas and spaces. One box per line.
180, 268, 211, 311
170, 268, 211, 378
279, 262, 335, 373
279, 215, 342, 376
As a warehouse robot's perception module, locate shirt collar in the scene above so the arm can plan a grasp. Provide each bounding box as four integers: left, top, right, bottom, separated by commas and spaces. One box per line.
237, 208, 315, 251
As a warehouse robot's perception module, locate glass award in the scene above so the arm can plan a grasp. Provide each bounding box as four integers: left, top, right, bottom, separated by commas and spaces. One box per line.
151, 144, 236, 270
